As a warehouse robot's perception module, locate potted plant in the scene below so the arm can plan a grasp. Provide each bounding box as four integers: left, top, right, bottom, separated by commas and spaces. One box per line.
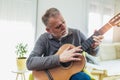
15, 43, 28, 71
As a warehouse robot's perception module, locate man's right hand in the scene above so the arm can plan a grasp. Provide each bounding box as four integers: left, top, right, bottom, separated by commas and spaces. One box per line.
59, 46, 83, 63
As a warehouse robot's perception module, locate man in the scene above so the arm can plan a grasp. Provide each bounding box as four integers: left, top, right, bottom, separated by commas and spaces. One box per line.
26, 8, 103, 80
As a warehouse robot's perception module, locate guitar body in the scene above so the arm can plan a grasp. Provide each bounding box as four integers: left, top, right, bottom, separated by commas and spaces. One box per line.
33, 44, 86, 80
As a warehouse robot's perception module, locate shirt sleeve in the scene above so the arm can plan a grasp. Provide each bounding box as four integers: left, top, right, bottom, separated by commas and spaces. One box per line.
26, 34, 61, 71
78, 30, 99, 56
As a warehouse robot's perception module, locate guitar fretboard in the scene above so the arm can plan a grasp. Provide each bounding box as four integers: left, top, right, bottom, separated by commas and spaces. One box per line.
81, 23, 113, 51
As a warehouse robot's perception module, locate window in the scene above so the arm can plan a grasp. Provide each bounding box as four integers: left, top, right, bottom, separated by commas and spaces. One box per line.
88, 1, 114, 43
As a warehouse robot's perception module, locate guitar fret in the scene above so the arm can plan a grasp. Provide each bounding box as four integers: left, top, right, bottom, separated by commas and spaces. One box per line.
115, 20, 120, 25
89, 37, 94, 44
108, 22, 113, 27
84, 41, 89, 49
83, 42, 89, 51
88, 37, 94, 44
97, 23, 112, 35
81, 36, 94, 51
87, 39, 93, 46
81, 43, 87, 51
81, 22, 113, 52
81, 13, 120, 52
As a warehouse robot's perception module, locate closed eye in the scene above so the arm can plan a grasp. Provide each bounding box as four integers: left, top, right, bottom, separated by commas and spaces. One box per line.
55, 21, 65, 29
56, 24, 62, 29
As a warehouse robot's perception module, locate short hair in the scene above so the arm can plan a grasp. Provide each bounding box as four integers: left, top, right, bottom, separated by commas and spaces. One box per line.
42, 8, 60, 26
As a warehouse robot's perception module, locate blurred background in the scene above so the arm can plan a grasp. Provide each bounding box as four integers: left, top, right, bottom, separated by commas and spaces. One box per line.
0, 0, 120, 80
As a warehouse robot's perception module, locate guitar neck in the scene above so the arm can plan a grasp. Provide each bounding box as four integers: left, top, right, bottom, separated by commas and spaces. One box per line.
81, 23, 113, 51
97, 23, 113, 35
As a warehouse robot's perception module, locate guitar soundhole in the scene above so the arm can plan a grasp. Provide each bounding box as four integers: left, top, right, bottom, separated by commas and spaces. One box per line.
60, 62, 72, 68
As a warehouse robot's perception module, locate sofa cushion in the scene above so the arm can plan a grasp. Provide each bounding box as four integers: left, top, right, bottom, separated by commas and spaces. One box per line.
98, 43, 116, 61
114, 43, 120, 59
86, 59, 120, 76
99, 59, 120, 76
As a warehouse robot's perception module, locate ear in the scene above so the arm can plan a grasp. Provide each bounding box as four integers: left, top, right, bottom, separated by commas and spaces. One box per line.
46, 27, 51, 33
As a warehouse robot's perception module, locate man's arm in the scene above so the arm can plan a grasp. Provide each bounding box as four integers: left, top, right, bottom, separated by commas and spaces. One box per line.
26, 34, 61, 71
79, 31, 101, 56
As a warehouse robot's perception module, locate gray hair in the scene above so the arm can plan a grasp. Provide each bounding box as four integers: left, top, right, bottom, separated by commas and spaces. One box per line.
42, 8, 60, 26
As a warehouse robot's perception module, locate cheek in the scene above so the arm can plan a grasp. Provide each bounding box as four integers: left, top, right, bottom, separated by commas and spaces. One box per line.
54, 30, 62, 36
51, 30, 59, 34
54, 29, 61, 33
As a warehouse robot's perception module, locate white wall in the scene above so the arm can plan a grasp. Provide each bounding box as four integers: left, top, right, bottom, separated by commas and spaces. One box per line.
113, 0, 120, 42
0, 0, 37, 79
36, 0, 89, 39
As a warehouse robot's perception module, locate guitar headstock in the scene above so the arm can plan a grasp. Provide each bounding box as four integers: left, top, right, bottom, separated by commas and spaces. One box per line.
109, 13, 120, 27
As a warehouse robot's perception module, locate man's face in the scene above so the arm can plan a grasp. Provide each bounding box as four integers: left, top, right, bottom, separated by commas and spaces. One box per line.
46, 14, 68, 39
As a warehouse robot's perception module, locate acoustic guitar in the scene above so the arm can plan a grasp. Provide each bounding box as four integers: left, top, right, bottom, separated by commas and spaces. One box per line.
33, 13, 120, 80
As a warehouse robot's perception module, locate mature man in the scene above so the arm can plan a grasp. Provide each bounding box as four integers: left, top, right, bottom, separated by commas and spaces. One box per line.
27, 8, 103, 80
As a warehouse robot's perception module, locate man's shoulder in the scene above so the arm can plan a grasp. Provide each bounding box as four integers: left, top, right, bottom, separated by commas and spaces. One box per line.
41, 32, 49, 36
68, 28, 80, 33
37, 32, 50, 40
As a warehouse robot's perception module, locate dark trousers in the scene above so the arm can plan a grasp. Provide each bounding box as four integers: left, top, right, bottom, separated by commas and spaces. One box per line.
70, 72, 91, 80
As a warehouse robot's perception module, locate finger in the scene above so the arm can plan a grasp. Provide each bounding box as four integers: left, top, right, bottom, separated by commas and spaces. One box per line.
65, 46, 72, 51
71, 48, 81, 53
70, 57, 81, 61
93, 38, 101, 42
75, 46, 83, 52
76, 46, 82, 50
94, 42, 100, 46
93, 36, 103, 42
93, 35, 104, 40
72, 53, 83, 57
93, 36, 99, 41
71, 46, 82, 53
98, 35, 104, 40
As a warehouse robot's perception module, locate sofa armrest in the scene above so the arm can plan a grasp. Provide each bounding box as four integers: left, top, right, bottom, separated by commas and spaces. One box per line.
86, 63, 105, 71
85, 63, 107, 80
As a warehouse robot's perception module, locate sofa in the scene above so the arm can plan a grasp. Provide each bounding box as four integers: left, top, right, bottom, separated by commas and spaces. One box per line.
86, 43, 120, 80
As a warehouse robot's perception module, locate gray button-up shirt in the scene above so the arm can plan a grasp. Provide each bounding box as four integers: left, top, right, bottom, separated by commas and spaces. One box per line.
26, 28, 99, 71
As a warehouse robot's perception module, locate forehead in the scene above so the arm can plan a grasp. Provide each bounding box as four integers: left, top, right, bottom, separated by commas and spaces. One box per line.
47, 15, 64, 27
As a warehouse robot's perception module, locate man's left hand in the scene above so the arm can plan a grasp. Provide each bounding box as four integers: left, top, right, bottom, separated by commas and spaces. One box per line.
92, 35, 104, 48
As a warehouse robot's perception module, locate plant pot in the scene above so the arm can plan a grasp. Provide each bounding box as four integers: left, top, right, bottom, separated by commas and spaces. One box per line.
16, 57, 27, 71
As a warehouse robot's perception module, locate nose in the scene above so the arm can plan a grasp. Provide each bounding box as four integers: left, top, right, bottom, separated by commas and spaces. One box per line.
61, 23, 65, 30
